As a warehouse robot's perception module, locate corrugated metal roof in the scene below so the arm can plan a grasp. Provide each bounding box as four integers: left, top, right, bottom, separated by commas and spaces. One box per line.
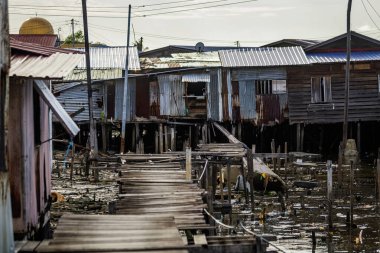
63, 68, 123, 81
141, 52, 221, 69
10, 53, 83, 79
308, 51, 380, 63
75, 46, 140, 70
182, 73, 210, 83
10, 34, 58, 47
10, 38, 77, 56
219, 47, 309, 67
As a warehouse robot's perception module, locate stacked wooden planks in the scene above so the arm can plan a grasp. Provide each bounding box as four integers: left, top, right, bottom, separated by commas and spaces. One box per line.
33, 214, 188, 253
116, 161, 209, 230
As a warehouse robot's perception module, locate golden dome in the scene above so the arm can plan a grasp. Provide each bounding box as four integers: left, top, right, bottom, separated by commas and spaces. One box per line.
19, 17, 54, 35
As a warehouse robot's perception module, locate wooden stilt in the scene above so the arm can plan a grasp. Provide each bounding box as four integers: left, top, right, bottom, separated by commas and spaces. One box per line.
171, 126, 176, 151
155, 130, 158, 154
164, 125, 168, 152
185, 147, 191, 180
237, 123, 242, 141
296, 124, 301, 152
327, 160, 333, 229
188, 125, 192, 148
135, 123, 140, 153
101, 122, 107, 152
159, 123, 163, 154
300, 123, 304, 151
357, 122, 361, 154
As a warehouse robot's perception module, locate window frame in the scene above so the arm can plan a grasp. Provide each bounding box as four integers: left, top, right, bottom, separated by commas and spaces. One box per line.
311, 76, 332, 103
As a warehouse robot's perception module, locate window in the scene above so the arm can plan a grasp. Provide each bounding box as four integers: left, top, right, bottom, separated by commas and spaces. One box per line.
255, 79, 287, 95
311, 76, 332, 103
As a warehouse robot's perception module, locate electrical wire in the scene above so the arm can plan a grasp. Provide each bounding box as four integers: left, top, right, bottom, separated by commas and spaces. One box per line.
366, 0, 380, 20
360, 0, 380, 31
134, 0, 257, 18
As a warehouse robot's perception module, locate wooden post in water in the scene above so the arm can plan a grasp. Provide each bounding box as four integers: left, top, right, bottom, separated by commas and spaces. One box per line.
155, 129, 158, 154
296, 124, 301, 152
356, 122, 361, 154
185, 147, 191, 180
284, 142, 288, 181
135, 123, 140, 153
327, 160, 333, 229
170, 126, 176, 151
271, 139, 276, 172
164, 125, 168, 152
159, 123, 163, 154
247, 149, 255, 219
338, 142, 343, 191
377, 157, 380, 203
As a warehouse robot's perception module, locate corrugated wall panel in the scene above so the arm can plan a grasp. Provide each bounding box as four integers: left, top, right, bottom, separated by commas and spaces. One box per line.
232, 68, 286, 81
158, 75, 185, 116
239, 80, 256, 120
207, 69, 222, 121
114, 78, 136, 121
56, 83, 104, 122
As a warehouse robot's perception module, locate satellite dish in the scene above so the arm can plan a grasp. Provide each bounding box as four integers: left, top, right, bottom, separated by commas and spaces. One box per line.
195, 42, 205, 52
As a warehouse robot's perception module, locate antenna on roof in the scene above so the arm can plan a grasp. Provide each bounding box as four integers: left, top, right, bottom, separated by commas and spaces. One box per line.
195, 42, 205, 52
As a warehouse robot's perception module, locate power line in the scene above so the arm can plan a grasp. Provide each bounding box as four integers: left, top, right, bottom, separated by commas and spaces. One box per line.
366, 0, 380, 20
135, 0, 196, 8
360, 0, 380, 31
10, 0, 252, 16
134, 0, 257, 17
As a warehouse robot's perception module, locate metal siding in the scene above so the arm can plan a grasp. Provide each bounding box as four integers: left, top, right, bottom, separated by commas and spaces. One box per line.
227, 70, 232, 121
239, 80, 256, 120
149, 81, 160, 116
207, 70, 222, 121
232, 68, 286, 81
10, 53, 83, 79
64, 68, 123, 81
55, 82, 104, 122
126, 78, 136, 121
158, 75, 185, 116
115, 79, 124, 120
219, 47, 309, 67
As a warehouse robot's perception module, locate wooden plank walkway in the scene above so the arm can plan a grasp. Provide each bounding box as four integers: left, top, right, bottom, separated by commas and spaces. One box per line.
115, 161, 209, 230
33, 214, 188, 253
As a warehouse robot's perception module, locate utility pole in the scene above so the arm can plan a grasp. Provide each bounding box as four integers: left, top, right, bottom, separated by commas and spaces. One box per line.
343, 0, 352, 147
1, 0, 15, 251
71, 18, 75, 48
120, 4, 131, 154
82, 0, 98, 154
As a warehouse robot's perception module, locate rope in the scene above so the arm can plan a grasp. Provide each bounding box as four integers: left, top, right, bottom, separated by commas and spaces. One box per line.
203, 208, 235, 229
63, 138, 73, 170
197, 159, 208, 182
239, 222, 286, 253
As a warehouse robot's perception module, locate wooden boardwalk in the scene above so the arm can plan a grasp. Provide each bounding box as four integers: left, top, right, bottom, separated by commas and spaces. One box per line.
115, 160, 209, 231
26, 214, 188, 253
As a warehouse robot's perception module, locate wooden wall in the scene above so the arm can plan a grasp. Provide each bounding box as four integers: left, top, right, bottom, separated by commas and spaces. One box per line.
8, 78, 52, 236
287, 62, 380, 124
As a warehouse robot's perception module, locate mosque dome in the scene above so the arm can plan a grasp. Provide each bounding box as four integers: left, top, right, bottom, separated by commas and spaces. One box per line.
19, 17, 54, 35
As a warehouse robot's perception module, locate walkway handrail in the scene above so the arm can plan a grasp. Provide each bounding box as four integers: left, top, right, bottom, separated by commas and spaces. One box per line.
197, 159, 208, 182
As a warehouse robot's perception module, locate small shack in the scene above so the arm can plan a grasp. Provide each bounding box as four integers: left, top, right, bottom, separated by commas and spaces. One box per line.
53, 46, 140, 151
8, 39, 81, 238
287, 32, 380, 154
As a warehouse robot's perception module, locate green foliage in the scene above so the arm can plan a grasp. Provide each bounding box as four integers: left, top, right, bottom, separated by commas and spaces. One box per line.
64, 30, 85, 44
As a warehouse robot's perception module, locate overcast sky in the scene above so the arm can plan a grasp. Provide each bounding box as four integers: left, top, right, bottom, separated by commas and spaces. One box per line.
8, 0, 380, 50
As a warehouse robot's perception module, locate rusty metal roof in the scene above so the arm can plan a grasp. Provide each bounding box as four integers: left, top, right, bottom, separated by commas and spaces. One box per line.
10, 38, 76, 56
75, 46, 140, 70
141, 52, 221, 69
308, 51, 380, 63
10, 53, 83, 79
219, 47, 309, 67
10, 34, 58, 47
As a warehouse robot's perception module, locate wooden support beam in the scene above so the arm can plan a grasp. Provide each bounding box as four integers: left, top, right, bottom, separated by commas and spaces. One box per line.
327, 160, 333, 229
170, 126, 176, 151
164, 125, 168, 152
357, 122, 361, 154
159, 123, 163, 154
185, 147, 191, 180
